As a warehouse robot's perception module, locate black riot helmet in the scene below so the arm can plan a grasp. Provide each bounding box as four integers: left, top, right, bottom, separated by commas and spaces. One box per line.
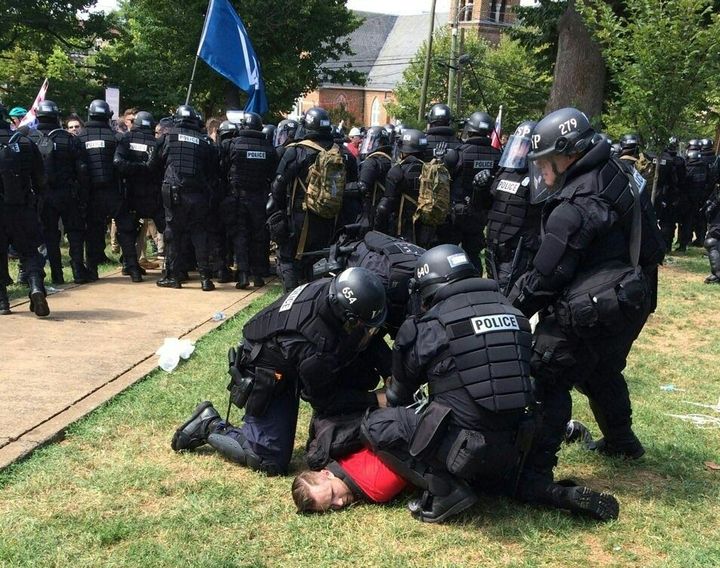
328, 267, 387, 330
499, 120, 536, 171
359, 126, 391, 158
174, 104, 200, 125
262, 123, 276, 141
426, 103, 452, 127
240, 111, 263, 132
217, 120, 238, 142
384, 123, 396, 144
88, 99, 113, 122
687, 149, 703, 162
687, 139, 701, 151
302, 107, 332, 135
133, 111, 155, 130
527, 107, 594, 161
611, 142, 622, 157
462, 111, 493, 139
274, 119, 298, 147
620, 133, 641, 155
700, 138, 714, 152
36, 100, 60, 121
667, 136, 679, 152
411, 244, 479, 303
397, 129, 428, 156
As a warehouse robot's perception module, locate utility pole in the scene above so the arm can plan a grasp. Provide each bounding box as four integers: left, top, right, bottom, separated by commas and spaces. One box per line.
448, 2, 473, 114
418, 0, 438, 123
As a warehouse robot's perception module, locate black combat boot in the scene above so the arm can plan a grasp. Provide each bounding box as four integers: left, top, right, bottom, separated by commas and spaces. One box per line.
590, 436, 645, 460
201, 272, 215, 291
407, 473, 478, 523
85, 265, 99, 282
171, 401, 222, 451
28, 274, 50, 317
71, 263, 91, 284
520, 479, 619, 522
235, 271, 249, 290
125, 264, 143, 283
0, 285, 11, 315
156, 273, 182, 289
252, 275, 265, 288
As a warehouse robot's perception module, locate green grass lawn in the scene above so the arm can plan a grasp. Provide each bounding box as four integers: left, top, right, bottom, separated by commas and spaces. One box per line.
1, 250, 719, 567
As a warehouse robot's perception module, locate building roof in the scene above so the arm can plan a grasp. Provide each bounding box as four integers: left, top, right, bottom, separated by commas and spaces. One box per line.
322, 10, 449, 91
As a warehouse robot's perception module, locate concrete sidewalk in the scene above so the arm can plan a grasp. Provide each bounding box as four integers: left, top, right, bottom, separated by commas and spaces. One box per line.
0, 268, 275, 470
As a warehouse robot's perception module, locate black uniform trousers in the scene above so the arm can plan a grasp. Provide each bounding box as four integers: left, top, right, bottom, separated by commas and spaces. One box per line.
39, 190, 86, 274
163, 190, 210, 277
277, 208, 335, 291
85, 187, 136, 270
440, 206, 486, 274
0, 204, 45, 278
523, 312, 646, 485
232, 192, 269, 277
486, 240, 534, 295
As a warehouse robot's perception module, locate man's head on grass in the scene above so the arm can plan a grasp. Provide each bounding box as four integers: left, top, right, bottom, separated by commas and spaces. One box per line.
292, 469, 355, 513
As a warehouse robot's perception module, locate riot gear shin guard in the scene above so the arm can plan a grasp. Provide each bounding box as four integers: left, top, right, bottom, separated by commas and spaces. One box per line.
206, 431, 280, 476
704, 237, 720, 283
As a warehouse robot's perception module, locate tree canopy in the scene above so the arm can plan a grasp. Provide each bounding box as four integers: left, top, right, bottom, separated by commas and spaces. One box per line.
385, 28, 551, 132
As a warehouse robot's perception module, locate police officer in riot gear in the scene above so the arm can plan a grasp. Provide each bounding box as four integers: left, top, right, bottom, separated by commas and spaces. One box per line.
444, 111, 502, 273
361, 244, 618, 523
353, 126, 394, 228
509, 109, 664, 494
78, 99, 138, 280
221, 111, 277, 289
654, 136, 686, 252
485, 120, 541, 293
682, 149, 712, 248
704, 186, 720, 284
113, 110, 164, 283
267, 107, 345, 291
211, 119, 240, 283
424, 103, 461, 158
171, 267, 391, 475
0, 103, 50, 316
150, 104, 218, 290
261, 123, 276, 142
374, 129, 436, 248
34, 100, 90, 285
273, 118, 299, 159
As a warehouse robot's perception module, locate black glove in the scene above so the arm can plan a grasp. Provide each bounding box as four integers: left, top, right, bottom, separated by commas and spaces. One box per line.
473, 169, 492, 190
266, 210, 290, 244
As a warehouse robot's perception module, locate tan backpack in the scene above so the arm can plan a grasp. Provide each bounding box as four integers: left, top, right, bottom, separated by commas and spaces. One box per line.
414, 158, 451, 226
294, 140, 346, 219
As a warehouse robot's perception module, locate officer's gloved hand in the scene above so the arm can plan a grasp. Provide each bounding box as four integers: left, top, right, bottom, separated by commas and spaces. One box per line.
473, 169, 492, 190
266, 194, 279, 216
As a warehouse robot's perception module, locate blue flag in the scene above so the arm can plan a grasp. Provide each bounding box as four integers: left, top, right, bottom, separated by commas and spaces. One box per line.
197, 0, 268, 114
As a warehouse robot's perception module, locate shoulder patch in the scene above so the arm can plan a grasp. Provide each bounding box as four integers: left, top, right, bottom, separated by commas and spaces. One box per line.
496, 179, 521, 195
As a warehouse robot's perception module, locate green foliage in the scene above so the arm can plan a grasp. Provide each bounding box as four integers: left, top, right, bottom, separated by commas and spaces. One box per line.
96, 0, 364, 120
386, 29, 551, 133
578, 0, 720, 148
508, 0, 567, 74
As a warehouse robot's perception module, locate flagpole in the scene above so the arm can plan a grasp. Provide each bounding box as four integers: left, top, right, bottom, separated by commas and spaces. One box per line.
185, 0, 213, 105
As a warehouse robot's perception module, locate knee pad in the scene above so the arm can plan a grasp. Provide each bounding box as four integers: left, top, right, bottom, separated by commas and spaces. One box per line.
704, 237, 718, 251
207, 432, 282, 476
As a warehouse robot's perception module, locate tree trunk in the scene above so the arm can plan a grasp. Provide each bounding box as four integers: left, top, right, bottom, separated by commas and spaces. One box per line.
545, 0, 605, 120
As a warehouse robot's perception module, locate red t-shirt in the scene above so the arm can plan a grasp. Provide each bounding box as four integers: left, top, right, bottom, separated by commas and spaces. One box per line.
337, 447, 408, 503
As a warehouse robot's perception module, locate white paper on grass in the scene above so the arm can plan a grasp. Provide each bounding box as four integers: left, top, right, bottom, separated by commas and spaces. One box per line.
155, 338, 196, 372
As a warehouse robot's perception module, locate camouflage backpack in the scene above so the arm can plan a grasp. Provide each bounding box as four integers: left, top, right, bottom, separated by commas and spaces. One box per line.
414, 158, 451, 226
296, 140, 346, 219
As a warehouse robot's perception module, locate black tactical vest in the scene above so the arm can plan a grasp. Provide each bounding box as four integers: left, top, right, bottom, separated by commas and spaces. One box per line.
422, 279, 533, 412
0, 128, 36, 205
686, 160, 709, 195
164, 126, 212, 188
425, 127, 461, 159
242, 279, 343, 361
487, 169, 539, 247
453, 138, 501, 201
228, 131, 275, 194
79, 123, 117, 187
35, 126, 79, 189
120, 128, 158, 196
359, 151, 393, 206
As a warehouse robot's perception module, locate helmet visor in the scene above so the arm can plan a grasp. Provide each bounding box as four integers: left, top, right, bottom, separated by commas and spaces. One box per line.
360, 131, 381, 156
498, 134, 531, 170
528, 160, 556, 204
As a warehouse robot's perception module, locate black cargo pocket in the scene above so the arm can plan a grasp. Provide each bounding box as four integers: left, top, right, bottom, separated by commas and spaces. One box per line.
245, 367, 277, 417
446, 429, 488, 478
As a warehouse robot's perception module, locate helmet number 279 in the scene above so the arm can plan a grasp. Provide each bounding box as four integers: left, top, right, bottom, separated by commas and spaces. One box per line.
559, 118, 578, 135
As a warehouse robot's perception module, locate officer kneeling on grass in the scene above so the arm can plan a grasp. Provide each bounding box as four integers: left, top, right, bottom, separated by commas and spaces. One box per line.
171, 267, 392, 476
359, 244, 619, 523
